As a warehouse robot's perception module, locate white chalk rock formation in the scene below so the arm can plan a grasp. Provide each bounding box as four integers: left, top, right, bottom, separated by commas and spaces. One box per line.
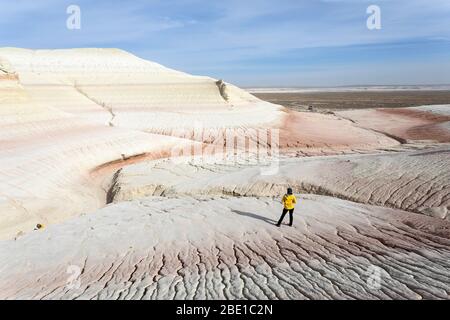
0, 48, 284, 132
0, 48, 449, 300
0, 48, 405, 238
337, 105, 450, 144
0, 195, 448, 299
103, 144, 450, 220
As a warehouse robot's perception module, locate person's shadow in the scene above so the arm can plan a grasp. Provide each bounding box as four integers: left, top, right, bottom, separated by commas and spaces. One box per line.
231, 209, 277, 226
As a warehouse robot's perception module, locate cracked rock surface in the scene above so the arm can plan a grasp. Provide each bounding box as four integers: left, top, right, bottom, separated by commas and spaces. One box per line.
1, 48, 449, 300
1, 195, 449, 300
108, 144, 450, 220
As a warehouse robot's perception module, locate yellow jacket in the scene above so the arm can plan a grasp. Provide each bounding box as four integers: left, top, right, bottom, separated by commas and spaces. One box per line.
282, 194, 297, 210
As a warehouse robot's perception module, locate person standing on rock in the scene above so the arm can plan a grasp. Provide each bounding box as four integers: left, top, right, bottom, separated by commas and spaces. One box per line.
276, 187, 296, 227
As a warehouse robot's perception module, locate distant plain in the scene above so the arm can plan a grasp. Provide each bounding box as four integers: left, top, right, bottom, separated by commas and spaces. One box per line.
252, 90, 450, 111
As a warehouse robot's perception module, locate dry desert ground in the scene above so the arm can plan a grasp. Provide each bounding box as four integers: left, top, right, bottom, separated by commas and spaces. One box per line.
0, 48, 449, 299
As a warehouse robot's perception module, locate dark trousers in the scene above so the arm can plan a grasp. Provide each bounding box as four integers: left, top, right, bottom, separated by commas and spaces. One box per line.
277, 208, 294, 226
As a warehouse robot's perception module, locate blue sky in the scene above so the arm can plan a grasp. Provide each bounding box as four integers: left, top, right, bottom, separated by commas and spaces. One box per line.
1, 0, 449, 87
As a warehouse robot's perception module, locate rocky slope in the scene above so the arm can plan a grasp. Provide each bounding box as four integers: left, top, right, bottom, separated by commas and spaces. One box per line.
0, 48, 449, 300
105, 143, 450, 220
1, 195, 449, 300
0, 48, 407, 238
